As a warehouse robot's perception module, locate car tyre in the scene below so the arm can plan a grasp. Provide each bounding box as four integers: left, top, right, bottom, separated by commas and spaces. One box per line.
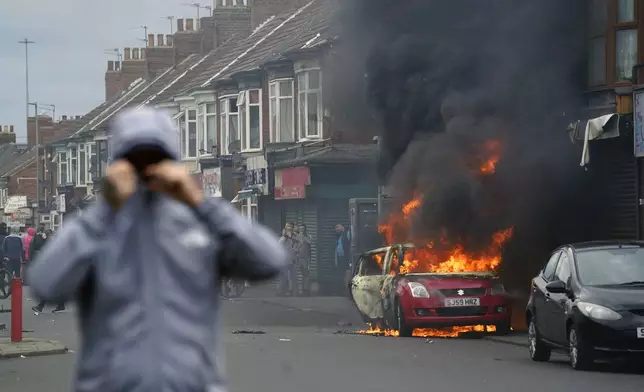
528, 317, 551, 362
395, 299, 413, 337
569, 325, 594, 370
494, 320, 511, 336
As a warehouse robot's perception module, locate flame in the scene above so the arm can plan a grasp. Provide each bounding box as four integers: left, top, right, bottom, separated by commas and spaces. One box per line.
358, 325, 496, 338
479, 139, 502, 175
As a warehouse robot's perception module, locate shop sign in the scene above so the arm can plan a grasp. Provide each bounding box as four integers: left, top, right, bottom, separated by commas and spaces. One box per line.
274, 167, 310, 200
4, 196, 28, 214
245, 168, 266, 188
203, 167, 222, 198
11, 208, 32, 220
274, 185, 306, 200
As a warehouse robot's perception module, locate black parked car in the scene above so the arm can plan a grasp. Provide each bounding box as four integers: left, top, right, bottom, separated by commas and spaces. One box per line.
526, 241, 644, 370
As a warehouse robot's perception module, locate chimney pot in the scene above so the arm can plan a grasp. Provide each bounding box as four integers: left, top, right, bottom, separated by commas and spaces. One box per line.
166, 35, 174, 46
9, 126, 14, 133
132, 48, 140, 59
157, 34, 165, 46
75, 115, 81, 120
177, 18, 184, 32
115, 61, 121, 71
185, 18, 194, 31
124, 47, 131, 60
107, 60, 114, 71
147, 34, 155, 47
140, 48, 146, 59
62, 115, 67, 120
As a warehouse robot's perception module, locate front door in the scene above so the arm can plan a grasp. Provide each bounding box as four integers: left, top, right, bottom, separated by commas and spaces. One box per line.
350, 251, 387, 322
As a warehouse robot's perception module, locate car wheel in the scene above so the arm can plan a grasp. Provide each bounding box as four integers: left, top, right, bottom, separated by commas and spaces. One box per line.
569, 325, 594, 370
395, 300, 413, 337
528, 317, 551, 362
494, 320, 511, 336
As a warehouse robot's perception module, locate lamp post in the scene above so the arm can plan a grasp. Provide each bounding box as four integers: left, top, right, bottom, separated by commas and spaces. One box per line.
18, 39, 35, 146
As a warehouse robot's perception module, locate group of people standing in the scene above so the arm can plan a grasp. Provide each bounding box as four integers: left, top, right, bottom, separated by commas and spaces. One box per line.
0, 223, 63, 313
278, 222, 312, 296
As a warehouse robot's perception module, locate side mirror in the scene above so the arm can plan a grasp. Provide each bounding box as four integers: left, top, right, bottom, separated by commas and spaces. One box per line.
545, 280, 567, 294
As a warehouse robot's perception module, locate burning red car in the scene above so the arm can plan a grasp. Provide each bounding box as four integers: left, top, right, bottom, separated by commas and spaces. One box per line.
350, 244, 512, 337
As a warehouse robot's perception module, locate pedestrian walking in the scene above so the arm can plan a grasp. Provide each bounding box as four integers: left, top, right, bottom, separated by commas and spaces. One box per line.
31, 228, 65, 313
2, 229, 24, 278
296, 223, 312, 296
23, 227, 35, 261
278, 222, 298, 296
27, 108, 287, 392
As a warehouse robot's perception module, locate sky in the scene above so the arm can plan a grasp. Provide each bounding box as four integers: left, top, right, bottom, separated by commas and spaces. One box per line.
0, 0, 208, 142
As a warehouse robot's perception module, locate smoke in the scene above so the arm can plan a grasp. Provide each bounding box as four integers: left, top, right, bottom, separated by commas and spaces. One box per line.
335, 0, 590, 286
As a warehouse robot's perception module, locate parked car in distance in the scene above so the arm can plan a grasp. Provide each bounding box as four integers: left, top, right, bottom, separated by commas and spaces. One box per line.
526, 241, 644, 370
349, 244, 512, 337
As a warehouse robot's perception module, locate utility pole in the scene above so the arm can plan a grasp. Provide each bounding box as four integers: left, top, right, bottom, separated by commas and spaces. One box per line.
18, 38, 35, 144
183, 3, 202, 20
162, 16, 175, 34
104, 48, 123, 63
140, 25, 149, 46
28, 102, 55, 223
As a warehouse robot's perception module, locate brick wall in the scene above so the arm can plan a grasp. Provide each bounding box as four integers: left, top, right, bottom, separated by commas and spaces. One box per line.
146, 46, 175, 79
212, 8, 252, 47
105, 61, 122, 101
8, 163, 36, 200
251, 0, 309, 28
120, 56, 147, 91
27, 116, 79, 147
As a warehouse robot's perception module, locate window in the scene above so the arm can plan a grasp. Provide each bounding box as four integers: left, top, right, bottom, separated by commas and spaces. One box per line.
555, 253, 572, 284
576, 247, 644, 286
240, 196, 258, 221
219, 96, 239, 155
181, 109, 198, 159
97, 140, 109, 178
78, 144, 86, 185
58, 152, 68, 185
269, 79, 295, 142
200, 103, 217, 155
197, 105, 205, 156
297, 70, 323, 139
359, 253, 384, 276
588, 0, 607, 86
614, 0, 638, 81
542, 251, 561, 281
238, 89, 262, 151
69, 146, 78, 186
86, 143, 96, 183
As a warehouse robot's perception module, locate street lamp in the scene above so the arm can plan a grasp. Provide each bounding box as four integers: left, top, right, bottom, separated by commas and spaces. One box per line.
18, 39, 35, 144
28, 102, 55, 224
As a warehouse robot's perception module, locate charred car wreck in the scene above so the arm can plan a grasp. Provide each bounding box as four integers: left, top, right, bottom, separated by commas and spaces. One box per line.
349, 244, 512, 336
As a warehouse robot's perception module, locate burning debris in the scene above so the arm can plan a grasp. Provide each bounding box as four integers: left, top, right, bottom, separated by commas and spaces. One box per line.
335, 0, 588, 285
358, 325, 497, 338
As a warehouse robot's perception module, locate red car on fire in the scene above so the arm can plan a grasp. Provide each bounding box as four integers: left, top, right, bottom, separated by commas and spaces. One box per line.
349, 244, 512, 336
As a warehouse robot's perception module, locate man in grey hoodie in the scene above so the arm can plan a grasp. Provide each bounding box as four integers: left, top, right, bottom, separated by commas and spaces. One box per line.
27, 108, 287, 392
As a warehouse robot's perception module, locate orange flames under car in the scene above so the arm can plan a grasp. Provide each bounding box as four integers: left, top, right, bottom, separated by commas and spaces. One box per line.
360, 139, 511, 339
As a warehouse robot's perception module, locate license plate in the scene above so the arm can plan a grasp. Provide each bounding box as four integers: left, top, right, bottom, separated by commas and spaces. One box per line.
445, 297, 480, 307
637, 328, 644, 339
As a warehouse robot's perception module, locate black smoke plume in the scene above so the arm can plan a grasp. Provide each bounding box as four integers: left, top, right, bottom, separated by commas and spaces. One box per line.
335, 0, 591, 287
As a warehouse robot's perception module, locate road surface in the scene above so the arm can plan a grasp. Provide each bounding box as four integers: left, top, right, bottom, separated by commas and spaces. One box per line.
0, 289, 642, 392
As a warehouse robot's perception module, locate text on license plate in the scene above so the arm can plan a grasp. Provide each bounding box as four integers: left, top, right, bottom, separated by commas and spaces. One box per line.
637, 328, 644, 339
445, 297, 480, 307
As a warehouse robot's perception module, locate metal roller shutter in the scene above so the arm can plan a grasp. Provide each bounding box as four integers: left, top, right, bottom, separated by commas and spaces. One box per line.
317, 199, 350, 293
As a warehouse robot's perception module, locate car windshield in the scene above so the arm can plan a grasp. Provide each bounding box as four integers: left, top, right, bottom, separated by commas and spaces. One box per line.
575, 247, 644, 286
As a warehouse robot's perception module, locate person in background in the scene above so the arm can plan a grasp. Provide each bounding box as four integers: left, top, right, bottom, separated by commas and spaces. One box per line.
24, 227, 35, 261
278, 222, 298, 296
31, 228, 65, 313
334, 224, 351, 296
0, 223, 7, 260
296, 223, 312, 296
2, 229, 25, 277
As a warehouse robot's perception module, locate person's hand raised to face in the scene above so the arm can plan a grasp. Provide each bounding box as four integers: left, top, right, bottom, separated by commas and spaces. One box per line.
104, 159, 138, 211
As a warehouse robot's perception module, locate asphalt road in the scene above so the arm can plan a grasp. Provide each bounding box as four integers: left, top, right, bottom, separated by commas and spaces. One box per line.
0, 290, 643, 392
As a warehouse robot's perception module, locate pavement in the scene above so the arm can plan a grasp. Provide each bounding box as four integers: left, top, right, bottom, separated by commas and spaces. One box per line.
0, 287, 643, 392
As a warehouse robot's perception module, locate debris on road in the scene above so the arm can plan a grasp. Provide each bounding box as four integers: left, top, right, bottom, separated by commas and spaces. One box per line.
231, 330, 266, 335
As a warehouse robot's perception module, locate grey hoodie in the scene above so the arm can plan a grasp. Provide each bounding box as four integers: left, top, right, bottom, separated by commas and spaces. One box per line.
27, 108, 287, 392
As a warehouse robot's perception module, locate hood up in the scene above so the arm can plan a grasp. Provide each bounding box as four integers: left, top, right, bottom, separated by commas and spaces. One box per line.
109, 108, 179, 162
27, 228, 35, 237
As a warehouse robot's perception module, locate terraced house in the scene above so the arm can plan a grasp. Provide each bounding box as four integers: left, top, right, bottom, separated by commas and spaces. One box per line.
43, 0, 378, 294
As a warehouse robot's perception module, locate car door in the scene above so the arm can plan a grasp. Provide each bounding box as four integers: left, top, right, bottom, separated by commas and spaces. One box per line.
545, 249, 573, 345
532, 250, 561, 341
381, 246, 403, 324
349, 251, 388, 321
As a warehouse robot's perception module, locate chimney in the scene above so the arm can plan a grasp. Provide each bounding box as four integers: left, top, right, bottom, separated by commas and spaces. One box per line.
108, 60, 114, 71
132, 48, 140, 60
177, 18, 184, 32
185, 18, 194, 31
147, 34, 155, 47
166, 35, 174, 46
62, 115, 67, 120
140, 48, 146, 59
75, 116, 81, 120
115, 61, 121, 71
10, 126, 14, 133
124, 47, 131, 60
157, 34, 165, 46
251, 0, 308, 29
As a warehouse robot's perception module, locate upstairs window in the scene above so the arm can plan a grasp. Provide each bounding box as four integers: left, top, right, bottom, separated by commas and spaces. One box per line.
297, 70, 323, 139
181, 109, 198, 159
588, 0, 607, 86
238, 89, 262, 152
58, 151, 68, 185
219, 96, 239, 155
269, 79, 295, 143
201, 103, 217, 155
614, 0, 638, 81
69, 146, 78, 186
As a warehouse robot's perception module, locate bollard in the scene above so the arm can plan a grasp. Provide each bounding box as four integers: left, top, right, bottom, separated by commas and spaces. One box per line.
10, 277, 22, 342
